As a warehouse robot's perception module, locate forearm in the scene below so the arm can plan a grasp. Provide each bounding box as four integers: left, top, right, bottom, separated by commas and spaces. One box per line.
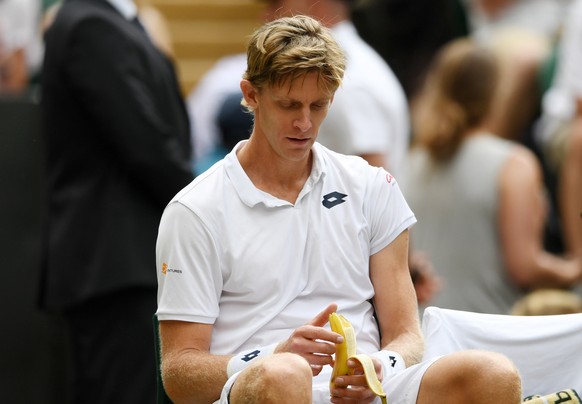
378, 274, 425, 367
508, 250, 581, 289
381, 329, 425, 368
159, 321, 230, 404
162, 349, 230, 404
372, 230, 425, 367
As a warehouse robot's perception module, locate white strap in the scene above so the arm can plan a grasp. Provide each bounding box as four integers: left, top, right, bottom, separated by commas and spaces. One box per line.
226, 344, 278, 378
370, 350, 406, 376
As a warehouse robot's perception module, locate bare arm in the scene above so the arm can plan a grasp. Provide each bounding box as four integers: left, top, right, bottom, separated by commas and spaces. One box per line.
498, 146, 582, 288
160, 306, 343, 403
560, 116, 582, 257
160, 321, 229, 404
371, 229, 424, 367
0, 48, 28, 93
329, 230, 423, 402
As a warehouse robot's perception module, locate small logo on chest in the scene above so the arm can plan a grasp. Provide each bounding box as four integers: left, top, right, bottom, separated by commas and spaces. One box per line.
322, 191, 348, 209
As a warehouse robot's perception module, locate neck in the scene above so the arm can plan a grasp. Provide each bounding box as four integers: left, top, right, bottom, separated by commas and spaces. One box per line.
237, 138, 313, 204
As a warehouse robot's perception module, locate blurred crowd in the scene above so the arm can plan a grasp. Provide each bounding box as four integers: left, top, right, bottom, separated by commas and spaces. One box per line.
187, 0, 582, 316
3, 0, 582, 402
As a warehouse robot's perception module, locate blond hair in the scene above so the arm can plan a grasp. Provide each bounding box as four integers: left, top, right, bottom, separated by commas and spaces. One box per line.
413, 38, 499, 161
511, 289, 582, 316
242, 15, 346, 111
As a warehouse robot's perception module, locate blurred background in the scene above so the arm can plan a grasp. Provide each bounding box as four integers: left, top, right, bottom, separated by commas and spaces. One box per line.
3, 0, 580, 402
0, 1, 261, 402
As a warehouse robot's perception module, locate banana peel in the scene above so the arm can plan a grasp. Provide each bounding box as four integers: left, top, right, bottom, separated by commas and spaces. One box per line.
329, 312, 388, 404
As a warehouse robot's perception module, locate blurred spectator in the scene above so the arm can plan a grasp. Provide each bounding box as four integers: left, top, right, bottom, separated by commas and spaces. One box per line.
0, 0, 44, 96
194, 91, 253, 174
409, 249, 442, 307
39, 0, 193, 402
187, 53, 249, 173
136, 0, 174, 57
401, 38, 582, 314
461, 0, 571, 141
351, 0, 468, 106
511, 288, 582, 316
534, 0, 582, 260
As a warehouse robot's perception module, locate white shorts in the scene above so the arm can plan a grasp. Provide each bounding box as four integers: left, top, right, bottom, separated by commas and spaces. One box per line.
214, 356, 443, 404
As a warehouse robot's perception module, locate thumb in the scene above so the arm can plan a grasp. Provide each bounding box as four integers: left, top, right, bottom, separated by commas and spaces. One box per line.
308, 303, 338, 327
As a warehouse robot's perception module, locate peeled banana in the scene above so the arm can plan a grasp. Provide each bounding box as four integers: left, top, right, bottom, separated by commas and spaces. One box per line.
329, 312, 387, 404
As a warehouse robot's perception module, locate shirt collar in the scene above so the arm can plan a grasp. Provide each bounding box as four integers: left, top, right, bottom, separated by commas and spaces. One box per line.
106, 0, 137, 20
224, 141, 326, 208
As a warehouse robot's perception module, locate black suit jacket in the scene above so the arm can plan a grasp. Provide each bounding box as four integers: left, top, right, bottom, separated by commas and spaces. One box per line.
39, 0, 194, 310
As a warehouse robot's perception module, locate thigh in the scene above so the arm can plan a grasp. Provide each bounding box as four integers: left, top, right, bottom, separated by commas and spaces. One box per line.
310, 357, 441, 404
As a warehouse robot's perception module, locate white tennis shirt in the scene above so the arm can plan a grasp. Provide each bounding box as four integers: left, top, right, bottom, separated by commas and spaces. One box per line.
156, 141, 416, 359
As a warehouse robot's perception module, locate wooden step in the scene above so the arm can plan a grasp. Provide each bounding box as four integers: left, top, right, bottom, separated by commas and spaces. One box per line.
150, 0, 264, 21
149, 0, 263, 94
169, 20, 261, 58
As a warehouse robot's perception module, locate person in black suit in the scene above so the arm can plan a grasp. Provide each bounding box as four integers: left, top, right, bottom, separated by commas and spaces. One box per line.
39, 0, 194, 402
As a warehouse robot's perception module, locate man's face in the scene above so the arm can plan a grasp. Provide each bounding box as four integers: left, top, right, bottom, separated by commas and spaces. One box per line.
243, 72, 334, 162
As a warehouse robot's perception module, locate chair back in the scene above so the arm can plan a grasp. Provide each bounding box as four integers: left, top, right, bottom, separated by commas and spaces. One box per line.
422, 306, 582, 397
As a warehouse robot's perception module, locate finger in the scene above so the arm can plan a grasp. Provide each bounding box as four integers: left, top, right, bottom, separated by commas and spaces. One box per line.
347, 357, 382, 374
335, 373, 370, 388
310, 364, 323, 376
306, 352, 334, 367
307, 303, 338, 327
331, 384, 374, 403
291, 325, 342, 346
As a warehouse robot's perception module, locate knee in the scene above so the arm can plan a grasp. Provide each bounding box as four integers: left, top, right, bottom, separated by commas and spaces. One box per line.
452, 350, 522, 400
233, 353, 312, 403
421, 350, 522, 403
259, 353, 313, 386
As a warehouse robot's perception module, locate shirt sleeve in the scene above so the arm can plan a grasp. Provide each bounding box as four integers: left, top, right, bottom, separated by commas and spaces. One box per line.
156, 201, 222, 323
366, 168, 417, 255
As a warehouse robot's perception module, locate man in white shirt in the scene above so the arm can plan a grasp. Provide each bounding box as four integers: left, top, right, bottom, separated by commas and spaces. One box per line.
156, 14, 522, 404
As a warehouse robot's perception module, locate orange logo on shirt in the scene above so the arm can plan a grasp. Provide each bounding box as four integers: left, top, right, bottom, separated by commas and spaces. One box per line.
162, 262, 168, 275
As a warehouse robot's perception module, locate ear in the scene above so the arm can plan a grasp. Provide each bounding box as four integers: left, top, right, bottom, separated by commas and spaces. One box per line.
240, 80, 259, 110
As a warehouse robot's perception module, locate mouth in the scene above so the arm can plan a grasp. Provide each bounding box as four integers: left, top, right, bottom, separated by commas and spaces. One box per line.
287, 136, 311, 145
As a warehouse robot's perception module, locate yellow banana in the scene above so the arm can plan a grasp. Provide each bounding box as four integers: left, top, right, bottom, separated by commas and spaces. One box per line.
329, 312, 387, 404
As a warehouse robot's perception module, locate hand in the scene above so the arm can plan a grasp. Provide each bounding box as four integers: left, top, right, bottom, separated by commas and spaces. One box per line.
275, 303, 342, 376
330, 356, 383, 404
410, 250, 442, 305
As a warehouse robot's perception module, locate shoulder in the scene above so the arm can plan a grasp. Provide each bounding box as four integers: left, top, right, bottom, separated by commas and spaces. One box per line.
316, 142, 373, 174
505, 146, 541, 174
499, 141, 543, 188
460, 135, 517, 169
316, 143, 397, 194
172, 162, 226, 208
53, 0, 115, 25
48, 0, 126, 39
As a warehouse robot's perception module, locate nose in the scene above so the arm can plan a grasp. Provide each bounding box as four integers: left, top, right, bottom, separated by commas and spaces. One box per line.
293, 109, 312, 132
